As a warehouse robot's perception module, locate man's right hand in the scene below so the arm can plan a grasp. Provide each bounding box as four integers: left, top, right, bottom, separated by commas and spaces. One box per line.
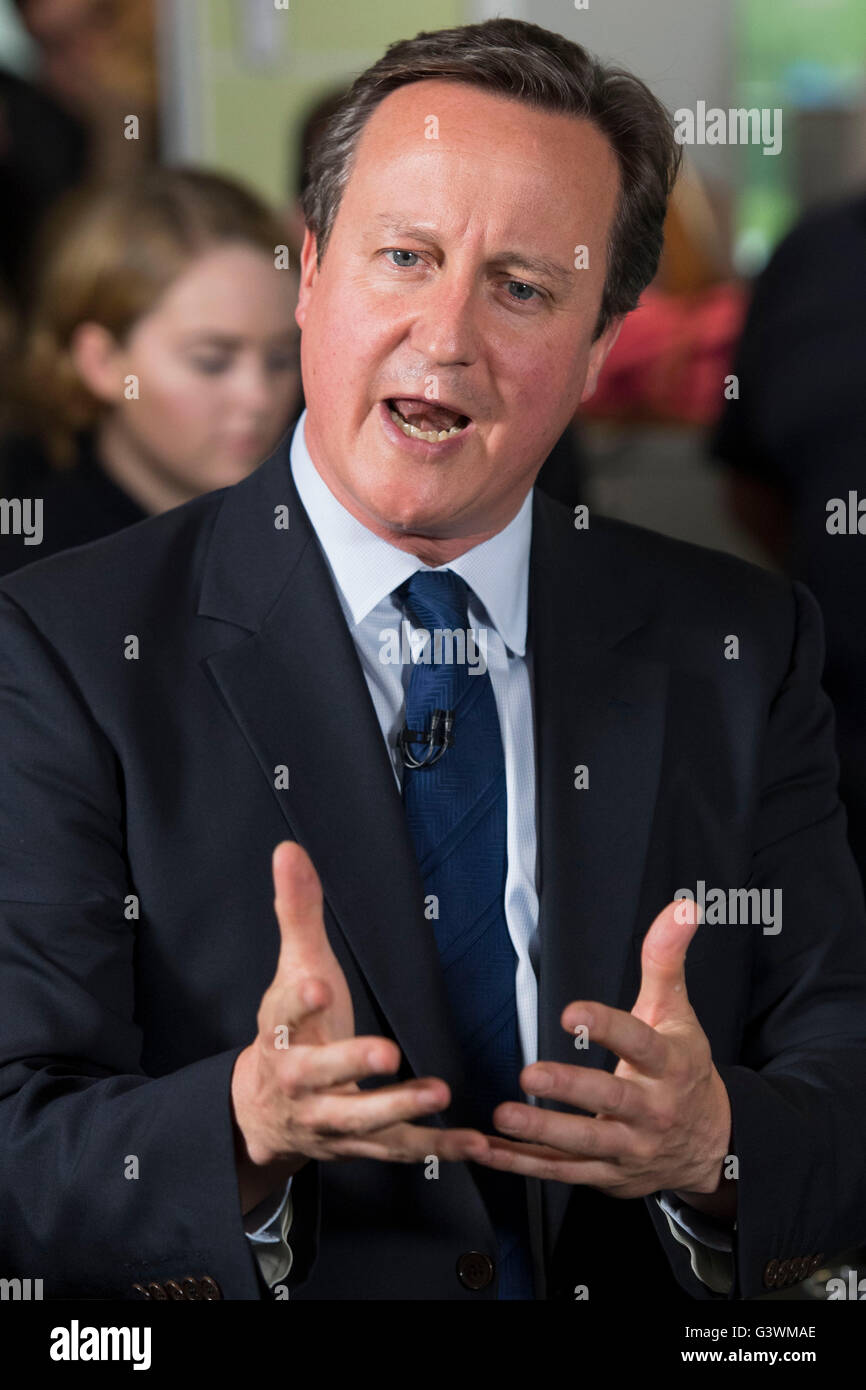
230, 841, 489, 1210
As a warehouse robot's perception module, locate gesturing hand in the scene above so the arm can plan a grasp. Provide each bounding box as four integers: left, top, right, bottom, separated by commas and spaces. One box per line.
231, 842, 489, 1193
473, 899, 734, 1215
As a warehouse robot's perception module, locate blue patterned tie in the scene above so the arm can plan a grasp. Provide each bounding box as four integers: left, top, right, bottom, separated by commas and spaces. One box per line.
398, 569, 534, 1299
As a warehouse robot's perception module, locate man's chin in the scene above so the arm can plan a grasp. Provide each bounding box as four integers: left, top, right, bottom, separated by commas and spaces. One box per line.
368, 500, 463, 540
355, 466, 467, 536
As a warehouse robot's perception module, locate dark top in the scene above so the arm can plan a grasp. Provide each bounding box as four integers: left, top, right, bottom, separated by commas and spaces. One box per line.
0, 430, 147, 578
0, 67, 88, 309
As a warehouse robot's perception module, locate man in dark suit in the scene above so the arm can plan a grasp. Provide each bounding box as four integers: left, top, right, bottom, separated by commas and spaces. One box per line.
2, 18, 866, 1302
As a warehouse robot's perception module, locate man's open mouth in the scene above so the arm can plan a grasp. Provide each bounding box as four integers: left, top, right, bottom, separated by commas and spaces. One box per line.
386, 397, 472, 443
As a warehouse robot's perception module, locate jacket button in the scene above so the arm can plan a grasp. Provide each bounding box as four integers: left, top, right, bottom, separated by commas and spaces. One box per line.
181, 1277, 202, 1300
199, 1275, 222, 1300
131, 1283, 151, 1299
807, 1253, 825, 1276
763, 1259, 779, 1289
456, 1252, 494, 1290
146, 1281, 168, 1300
786, 1258, 803, 1285
777, 1259, 791, 1285
164, 1280, 186, 1300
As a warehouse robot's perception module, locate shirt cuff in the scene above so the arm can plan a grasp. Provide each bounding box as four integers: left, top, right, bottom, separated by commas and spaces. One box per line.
656, 1190, 734, 1252
243, 1175, 294, 1288
655, 1192, 735, 1295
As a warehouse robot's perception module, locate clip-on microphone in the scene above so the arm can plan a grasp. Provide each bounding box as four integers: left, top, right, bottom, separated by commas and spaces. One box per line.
397, 708, 455, 769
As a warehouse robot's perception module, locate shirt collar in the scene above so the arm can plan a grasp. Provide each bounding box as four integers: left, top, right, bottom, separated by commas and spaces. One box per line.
289, 409, 531, 656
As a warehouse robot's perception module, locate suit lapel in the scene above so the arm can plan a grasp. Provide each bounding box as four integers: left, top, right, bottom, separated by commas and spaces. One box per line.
198, 443, 470, 1113
529, 491, 670, 1257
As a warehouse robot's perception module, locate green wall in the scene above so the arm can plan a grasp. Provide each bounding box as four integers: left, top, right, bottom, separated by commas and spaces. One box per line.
195, 0, 464, 208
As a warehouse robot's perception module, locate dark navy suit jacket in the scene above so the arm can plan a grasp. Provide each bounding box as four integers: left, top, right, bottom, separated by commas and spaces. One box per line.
1, 437, 866, 1300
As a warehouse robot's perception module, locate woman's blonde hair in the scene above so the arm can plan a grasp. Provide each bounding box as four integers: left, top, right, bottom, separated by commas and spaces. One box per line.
11, 166, 290, 468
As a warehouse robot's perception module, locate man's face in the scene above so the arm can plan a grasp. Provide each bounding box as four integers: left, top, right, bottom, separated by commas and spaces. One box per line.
296, 79, 622, 558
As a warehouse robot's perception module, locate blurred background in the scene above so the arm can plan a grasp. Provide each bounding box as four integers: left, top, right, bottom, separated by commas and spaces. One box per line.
0, 0, 864, 1293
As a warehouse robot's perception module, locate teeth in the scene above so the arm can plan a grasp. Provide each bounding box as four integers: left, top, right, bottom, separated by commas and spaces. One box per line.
389, 407, 466, 442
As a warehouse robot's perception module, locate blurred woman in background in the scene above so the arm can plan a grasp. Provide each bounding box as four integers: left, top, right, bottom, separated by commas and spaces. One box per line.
0, 165, 302, 575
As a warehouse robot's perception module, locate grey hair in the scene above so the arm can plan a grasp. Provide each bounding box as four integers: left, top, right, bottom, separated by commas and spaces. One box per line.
301, 17, 683, 341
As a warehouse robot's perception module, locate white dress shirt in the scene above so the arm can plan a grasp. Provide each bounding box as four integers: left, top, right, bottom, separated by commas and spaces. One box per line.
243, 411, 733, 1295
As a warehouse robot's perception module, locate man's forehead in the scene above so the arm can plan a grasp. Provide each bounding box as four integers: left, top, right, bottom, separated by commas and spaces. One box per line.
344, 79, 619, 244
355, 77, 617, 172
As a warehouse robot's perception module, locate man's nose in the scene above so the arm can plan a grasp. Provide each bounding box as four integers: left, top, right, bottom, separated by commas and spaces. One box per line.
411, 274, 480, 367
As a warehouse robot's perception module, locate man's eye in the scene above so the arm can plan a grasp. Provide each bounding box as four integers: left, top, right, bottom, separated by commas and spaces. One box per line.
505, 280, 540, 302
385, 249, 421, 267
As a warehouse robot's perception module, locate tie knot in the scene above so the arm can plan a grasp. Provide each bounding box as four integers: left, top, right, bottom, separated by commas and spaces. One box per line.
399, 568, 471, 634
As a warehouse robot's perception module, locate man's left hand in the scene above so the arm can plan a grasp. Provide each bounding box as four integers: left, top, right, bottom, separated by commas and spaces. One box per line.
474, 899, 735, 1219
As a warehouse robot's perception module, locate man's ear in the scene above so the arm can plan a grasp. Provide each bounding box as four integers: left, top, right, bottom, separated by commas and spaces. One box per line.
68, 322, 126, 404
580, 314, 625, 403
295, 227, 320, 330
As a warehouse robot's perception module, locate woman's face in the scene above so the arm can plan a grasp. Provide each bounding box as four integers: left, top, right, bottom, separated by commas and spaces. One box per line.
99, 242, 301, 497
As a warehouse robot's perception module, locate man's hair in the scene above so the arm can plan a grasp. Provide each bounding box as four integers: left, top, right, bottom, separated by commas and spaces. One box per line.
301, 17, 683, 342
